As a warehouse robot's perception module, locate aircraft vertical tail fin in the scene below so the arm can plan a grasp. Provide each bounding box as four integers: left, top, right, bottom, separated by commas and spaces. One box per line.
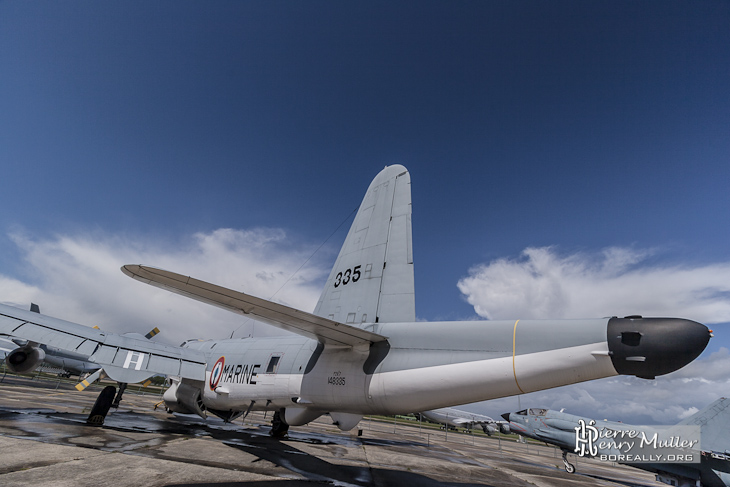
313, 165, 415, 325
678, 397, 730, 453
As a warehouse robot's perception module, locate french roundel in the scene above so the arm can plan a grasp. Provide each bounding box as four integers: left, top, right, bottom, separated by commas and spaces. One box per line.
210, 356, 225, 390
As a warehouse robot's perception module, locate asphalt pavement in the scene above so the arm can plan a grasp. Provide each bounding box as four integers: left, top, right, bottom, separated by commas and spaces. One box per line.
0, 374, 665, 487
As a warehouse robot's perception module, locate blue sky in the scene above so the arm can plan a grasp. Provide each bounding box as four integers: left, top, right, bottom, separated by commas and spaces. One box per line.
1, 1, 729, 423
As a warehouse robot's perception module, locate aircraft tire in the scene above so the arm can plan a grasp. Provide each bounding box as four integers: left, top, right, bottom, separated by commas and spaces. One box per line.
270, 410, 290, 437
561, 450, 576, 474
86, 385, 116, 426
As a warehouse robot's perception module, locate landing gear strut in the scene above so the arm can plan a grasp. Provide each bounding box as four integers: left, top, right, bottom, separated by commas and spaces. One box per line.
562, 450, 576, 474
270, 410, 289, 437
111, 382, 127, 408
86, 385, 116, 425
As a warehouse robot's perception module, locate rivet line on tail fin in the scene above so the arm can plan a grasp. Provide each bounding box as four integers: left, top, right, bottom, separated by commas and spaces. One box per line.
512, 320, 525, 394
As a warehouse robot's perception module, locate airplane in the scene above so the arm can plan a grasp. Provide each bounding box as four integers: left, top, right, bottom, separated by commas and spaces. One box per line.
4, 304, 160, 380
0, 165, 713, 435
502, 398, 730, 487
416, 407, 509, 435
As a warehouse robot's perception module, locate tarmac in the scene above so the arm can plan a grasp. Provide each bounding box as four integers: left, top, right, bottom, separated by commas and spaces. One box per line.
0, 373, 667, 487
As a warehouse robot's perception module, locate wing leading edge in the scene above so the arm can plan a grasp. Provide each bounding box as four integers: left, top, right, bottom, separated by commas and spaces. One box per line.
121, 265, 388, 347
0, 303, 206, 383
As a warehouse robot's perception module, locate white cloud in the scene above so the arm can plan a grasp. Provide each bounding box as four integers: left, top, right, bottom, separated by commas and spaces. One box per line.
457, 246, 730, 323
0, 228, 330, 346
678, 407, 699, 420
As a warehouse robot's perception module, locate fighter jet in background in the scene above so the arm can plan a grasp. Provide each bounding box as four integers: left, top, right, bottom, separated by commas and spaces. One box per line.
0, 165, 712, 435
503, 399, 730, 487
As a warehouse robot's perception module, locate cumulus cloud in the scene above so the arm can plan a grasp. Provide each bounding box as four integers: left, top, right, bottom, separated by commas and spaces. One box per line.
0, 228, 330, 345
457, 246, 730, 323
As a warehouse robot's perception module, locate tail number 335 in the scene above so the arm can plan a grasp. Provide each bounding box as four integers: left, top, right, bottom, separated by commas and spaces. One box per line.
334, 265, 361, 288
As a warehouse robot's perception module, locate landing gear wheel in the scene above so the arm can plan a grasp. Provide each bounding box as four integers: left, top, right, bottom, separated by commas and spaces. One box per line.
270, 410, 290, 437
87, 385, 116, 426
562, 450, 576, 474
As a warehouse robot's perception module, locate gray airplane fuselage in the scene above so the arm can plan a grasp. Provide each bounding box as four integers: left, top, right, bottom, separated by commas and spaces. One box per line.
0, 165, 714, 434
39, 344, 100, 376
417, 407, 504, 434
172, 316, 708, 424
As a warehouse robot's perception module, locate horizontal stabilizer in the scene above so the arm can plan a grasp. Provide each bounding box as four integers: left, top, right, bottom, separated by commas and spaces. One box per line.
121, 265, 388, 347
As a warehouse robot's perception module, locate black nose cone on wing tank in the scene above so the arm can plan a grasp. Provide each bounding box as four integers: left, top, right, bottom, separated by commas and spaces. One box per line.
607, 317, 711, 379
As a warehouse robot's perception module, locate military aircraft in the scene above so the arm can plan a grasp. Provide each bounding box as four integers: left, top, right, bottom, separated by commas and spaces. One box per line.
4, 304, 159, 380
502, 398, 730, 487
0, 165, 713, 435
416, 407, 509, 435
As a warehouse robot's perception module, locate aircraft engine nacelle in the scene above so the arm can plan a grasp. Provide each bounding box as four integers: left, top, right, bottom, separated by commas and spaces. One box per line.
5, 344, 45, 373
163, 378, 207, 418
281, 406, 323, 426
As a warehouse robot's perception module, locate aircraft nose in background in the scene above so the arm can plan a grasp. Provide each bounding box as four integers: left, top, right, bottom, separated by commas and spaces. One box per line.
607, 317, 711, 379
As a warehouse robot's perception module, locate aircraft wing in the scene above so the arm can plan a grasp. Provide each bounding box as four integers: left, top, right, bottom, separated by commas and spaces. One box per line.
122, 265, 388, 347
0, 303, 206, 383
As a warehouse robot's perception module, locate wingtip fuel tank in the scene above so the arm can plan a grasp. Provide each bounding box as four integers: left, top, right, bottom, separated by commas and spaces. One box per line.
607, 317, 711, 379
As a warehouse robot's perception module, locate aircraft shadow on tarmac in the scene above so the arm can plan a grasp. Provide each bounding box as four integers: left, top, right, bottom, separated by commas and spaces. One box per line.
0, 407, 659, 487
151, 414, 653, 487
0, 407, 490, 486
164, 415, 499, 487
